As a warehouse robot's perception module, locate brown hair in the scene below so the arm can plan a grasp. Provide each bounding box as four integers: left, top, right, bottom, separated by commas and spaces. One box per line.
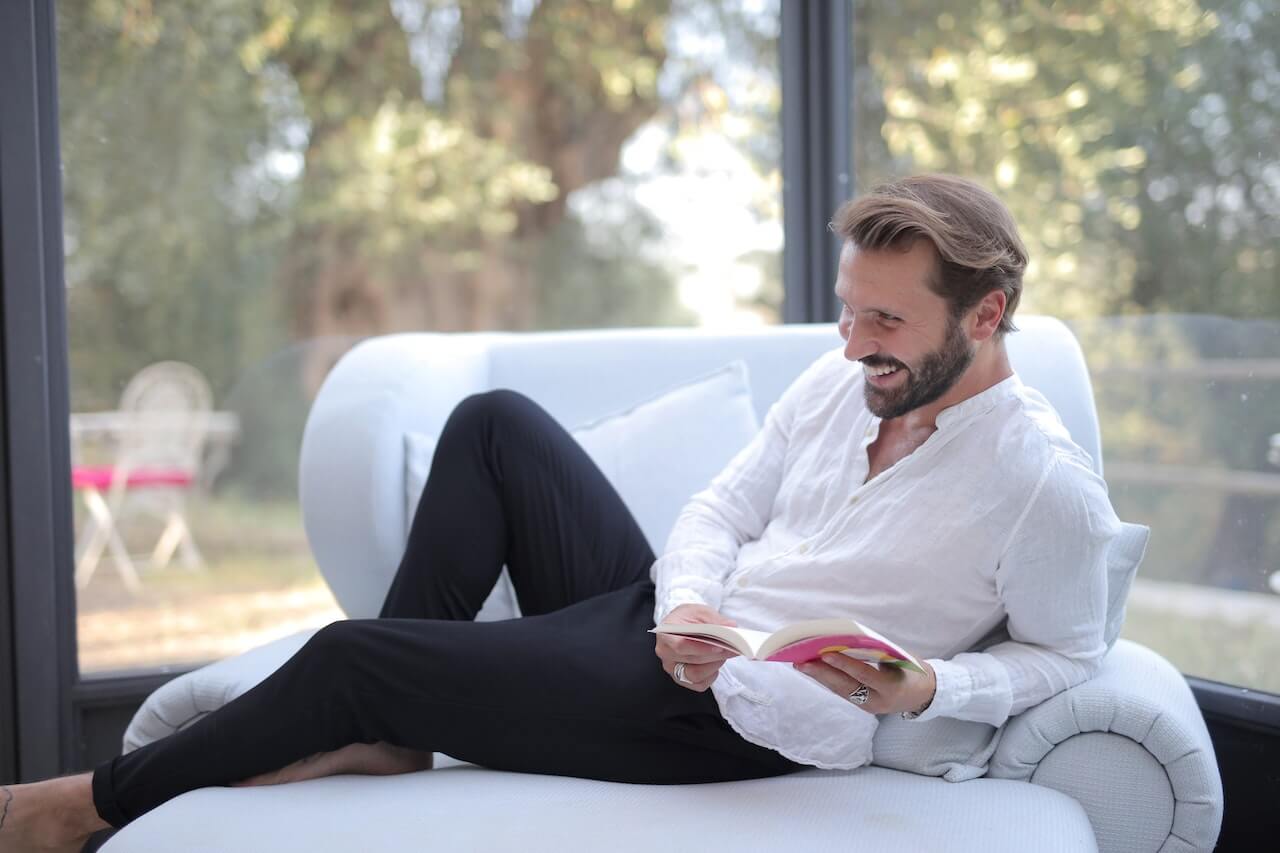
831, 174, 1027, 336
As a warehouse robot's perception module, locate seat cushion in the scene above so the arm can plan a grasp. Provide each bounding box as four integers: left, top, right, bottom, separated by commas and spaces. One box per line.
101, 764, 1097, 853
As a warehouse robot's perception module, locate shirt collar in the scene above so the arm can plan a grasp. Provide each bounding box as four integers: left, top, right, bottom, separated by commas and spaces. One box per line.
933, 373, 1023, 431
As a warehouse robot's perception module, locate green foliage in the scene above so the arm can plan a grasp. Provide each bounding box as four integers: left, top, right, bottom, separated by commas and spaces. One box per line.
531, 192, 697, 330
854, 0, 1280, 323
853, 1, 1280, 591
59, 0, 295, 407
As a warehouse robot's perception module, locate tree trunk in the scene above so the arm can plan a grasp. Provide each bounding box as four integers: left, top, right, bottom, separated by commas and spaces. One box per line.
272, 0, 671, 394
1197, 491, 1277, 593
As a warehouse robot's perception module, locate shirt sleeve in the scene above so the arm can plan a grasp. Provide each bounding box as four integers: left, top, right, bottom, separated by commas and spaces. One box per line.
650, 352, 835, 624
908, 452, 1119, 726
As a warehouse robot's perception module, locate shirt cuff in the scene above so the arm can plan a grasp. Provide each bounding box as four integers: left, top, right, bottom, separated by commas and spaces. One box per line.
653, 587, 713, 624
898, 653, 1014, 726
902, 658, 969, 722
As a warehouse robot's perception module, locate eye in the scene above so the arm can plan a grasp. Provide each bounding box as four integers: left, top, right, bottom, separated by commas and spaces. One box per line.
877, 313, 901, 325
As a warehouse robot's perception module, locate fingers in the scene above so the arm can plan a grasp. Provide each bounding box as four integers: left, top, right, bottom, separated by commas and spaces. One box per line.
793, 659, 851, 697
655, 636, 736, 665
663, 604, 738, 628
792, 659, 879, 710
671, 638, 738, 663
662, 658, 726, 692
675, 659, 723, 684
683, 672, 718, 692
672, 665, 720, 693
818, 654, 896, 689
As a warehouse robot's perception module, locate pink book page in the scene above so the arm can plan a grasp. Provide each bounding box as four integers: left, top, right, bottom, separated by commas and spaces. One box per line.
764, 634, 906, 665
670, 630, 742, 650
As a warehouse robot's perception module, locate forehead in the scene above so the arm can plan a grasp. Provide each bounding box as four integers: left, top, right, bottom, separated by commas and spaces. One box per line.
835, 240, 943, 315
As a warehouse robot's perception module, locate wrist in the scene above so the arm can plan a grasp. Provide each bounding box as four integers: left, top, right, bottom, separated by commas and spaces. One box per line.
901, 662, 937, 720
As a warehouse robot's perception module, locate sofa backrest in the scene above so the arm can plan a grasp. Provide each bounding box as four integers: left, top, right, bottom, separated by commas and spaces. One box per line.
300, 317, 1101, 617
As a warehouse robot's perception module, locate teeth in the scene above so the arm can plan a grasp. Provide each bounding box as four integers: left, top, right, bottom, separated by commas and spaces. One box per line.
864, 364, 898, 377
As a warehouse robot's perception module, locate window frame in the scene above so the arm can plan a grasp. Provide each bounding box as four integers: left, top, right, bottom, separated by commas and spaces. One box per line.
0, 0, 80, 779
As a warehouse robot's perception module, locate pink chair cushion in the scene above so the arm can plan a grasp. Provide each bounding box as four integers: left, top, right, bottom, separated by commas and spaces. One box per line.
72, 465, 194, 490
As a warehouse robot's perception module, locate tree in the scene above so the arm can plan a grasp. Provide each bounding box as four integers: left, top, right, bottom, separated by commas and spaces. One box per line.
57, 0, 778, 494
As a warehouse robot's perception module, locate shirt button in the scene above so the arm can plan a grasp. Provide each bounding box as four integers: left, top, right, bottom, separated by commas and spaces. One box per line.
798, 543, 810, 554
736, 575, 750, 588
848, 496, 858, 506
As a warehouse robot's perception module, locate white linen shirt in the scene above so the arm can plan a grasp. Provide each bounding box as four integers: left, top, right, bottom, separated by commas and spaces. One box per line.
650, 347, 1121, 770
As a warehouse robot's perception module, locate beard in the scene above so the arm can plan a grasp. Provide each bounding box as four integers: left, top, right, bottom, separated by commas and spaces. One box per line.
862, 315, 975, 420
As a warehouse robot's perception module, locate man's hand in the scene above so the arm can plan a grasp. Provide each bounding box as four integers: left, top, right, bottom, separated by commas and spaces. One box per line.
654, 604, 739, 692
794, 653, 937, 716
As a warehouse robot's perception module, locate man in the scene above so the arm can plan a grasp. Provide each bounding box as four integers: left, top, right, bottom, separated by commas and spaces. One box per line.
0, 175, 1119, 851
654, 174, 1117, 772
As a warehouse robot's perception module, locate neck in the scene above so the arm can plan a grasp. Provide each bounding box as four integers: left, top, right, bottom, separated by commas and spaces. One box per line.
893, 338, 1014, 433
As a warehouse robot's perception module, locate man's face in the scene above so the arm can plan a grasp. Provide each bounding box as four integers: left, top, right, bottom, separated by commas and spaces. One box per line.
835, 241, 975, 420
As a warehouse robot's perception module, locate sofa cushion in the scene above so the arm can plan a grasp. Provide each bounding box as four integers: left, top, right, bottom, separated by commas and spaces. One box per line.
1103, 521, 1150, 650
404, 361, 761, 554
102, 765, 1098, 853
872, 714, 1002, 783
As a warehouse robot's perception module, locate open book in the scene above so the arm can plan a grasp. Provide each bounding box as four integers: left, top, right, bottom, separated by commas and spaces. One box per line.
650, 618, 925, 673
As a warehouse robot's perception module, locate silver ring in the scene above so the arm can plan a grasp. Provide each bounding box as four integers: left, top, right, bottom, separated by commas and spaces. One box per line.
674, 662, 691, 684
847, 684, 871, 705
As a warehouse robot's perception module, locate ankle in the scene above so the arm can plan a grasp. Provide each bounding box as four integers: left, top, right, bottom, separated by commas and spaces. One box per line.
44, 774, 107, 839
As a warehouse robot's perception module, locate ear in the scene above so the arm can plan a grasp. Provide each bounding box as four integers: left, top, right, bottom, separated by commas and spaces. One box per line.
969, 291, 1006, 342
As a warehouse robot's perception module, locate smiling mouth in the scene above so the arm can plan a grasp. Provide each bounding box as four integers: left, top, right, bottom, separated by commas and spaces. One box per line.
863, 363, 904, 386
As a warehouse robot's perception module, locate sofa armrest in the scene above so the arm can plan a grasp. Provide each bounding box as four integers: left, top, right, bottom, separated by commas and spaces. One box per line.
988, 639, 1222, 853
124, 630, 320, 752
300, 333, 499, 618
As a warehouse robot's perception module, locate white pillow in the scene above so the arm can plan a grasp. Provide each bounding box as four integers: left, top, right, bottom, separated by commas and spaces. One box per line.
1103, 521, 1150, 650
403, 361, 760, 554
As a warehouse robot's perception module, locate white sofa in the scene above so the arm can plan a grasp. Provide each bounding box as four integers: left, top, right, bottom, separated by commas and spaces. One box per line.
108, 319, 1223, 852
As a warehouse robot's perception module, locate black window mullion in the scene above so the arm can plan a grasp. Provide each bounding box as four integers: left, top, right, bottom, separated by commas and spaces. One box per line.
0, 0, 78, 781
781, 0, 852, 324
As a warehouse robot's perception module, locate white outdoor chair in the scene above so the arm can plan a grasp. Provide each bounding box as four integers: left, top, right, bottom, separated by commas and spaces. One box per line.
73, 361, 218, 590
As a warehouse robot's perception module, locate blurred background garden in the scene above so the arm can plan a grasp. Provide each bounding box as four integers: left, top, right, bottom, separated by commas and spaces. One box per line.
59, 0, 1280, 694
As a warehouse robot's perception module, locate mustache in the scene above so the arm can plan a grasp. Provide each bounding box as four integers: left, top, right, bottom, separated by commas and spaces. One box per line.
860, 357, 906, 371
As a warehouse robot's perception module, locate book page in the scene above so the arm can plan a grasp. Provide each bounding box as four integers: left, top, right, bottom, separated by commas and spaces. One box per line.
757, 618, 923, 671
649, 624, 757, 657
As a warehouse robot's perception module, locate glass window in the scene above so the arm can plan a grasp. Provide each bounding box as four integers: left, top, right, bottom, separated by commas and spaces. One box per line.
853, 0, 1280, 692
60, 0, 782, 675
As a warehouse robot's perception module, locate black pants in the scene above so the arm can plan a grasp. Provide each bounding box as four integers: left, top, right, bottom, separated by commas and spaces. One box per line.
92, 390, 802, 827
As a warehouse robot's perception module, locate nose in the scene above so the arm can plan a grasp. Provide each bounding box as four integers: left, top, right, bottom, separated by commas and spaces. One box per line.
841, 312, 879, 363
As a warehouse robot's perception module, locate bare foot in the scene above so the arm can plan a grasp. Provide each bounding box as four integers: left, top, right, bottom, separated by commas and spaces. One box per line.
231, 742, 433, 788
0, 774, 108, 853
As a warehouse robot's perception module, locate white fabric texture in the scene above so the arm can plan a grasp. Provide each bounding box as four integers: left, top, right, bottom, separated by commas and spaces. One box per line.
1035, 734, 1173, 853
989, 639, 1224, 853
1102, 519, 1150, 649
102, 766, 1097, 853
862, 519, 1149, 783
652, 347, 1123, 770
402, 432, 437, 530
402, 361, 761, 556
